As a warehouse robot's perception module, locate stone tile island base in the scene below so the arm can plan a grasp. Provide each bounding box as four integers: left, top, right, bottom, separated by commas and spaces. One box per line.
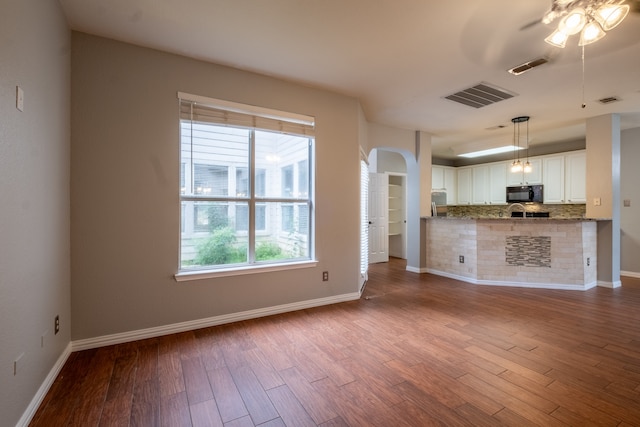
425, 218, 597, 290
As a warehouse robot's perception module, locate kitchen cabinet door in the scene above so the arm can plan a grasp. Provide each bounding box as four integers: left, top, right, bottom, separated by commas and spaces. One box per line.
472, 165, 489, 205
543, 156, 565, 203
457, 167, 472, 205
489, 162, 507, 204
565, 151, 586, 203
444, 167, 457, 204
432, 166, 444, 190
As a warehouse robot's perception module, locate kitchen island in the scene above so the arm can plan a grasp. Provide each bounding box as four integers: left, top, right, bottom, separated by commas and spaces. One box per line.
424, 217, 598, 290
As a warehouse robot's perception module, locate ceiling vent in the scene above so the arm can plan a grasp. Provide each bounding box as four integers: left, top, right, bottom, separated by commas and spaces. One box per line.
508, 57, 549, 76
445, 83, 516, 109
598, 96, 620, 104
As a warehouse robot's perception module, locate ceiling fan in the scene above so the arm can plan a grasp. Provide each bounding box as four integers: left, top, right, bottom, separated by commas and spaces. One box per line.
520, 0, 640, 37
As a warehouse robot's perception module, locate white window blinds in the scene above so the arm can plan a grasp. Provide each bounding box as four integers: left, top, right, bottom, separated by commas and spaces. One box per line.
178, 92, 315, 137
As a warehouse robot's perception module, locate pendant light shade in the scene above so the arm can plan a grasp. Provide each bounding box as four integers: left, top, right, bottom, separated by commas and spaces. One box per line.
559, 7, 587, 35
579, 21, 607, 45
511, 160, 523, 173
545, 29, 569, 48
595, 3, 630, 30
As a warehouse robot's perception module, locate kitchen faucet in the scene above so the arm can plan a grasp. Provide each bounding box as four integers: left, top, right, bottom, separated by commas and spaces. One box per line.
507, 203, 526, 216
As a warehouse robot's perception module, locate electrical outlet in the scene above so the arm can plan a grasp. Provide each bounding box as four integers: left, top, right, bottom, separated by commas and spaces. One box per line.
587, 257, 590, 266
55, 315, 60, 335
322, 271, 329, 281
624, 199, 631, 207
459, 255, 464, 264
593, 197, 601, 206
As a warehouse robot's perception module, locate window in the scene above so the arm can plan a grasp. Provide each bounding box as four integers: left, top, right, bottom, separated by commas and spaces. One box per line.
178, 93, 315, 273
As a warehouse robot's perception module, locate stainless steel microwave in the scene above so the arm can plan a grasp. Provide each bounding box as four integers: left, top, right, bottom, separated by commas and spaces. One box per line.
506, 185, 543, 203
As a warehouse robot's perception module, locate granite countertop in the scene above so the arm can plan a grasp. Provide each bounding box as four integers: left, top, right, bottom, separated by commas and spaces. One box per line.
422, 216, 606, 221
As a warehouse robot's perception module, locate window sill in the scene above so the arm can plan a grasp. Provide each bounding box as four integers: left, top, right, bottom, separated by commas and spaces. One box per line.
175, 260, 318, 282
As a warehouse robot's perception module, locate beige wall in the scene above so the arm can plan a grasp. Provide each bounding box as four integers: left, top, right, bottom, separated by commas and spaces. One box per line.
621, 127, 640, 275
70, 33, 362, 340
0, 1, 71, 425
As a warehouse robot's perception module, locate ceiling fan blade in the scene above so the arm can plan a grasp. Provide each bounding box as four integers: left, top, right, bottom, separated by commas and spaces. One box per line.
520, 18, 543, 30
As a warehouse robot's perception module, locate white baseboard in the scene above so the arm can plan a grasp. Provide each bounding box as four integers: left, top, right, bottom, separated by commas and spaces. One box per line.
597, 280, 622, 288
426, 269, 477, 284
17, 342, 72, 427
426, 268, 598, 291
406, 265, 429, 273
621, 270, 640, 279
72, 292, 361, 351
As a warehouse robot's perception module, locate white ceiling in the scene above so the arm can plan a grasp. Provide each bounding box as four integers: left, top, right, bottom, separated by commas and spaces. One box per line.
58, 0, 640, 160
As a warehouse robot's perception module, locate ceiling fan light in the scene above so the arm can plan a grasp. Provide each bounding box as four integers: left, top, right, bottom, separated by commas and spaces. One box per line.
579, 21, 606, 46
545, 29, 569, 48
594, 4, 629, 31
559, 7, 587, 35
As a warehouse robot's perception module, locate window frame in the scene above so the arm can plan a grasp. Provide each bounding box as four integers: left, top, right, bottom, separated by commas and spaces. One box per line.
175, 93, 317, 281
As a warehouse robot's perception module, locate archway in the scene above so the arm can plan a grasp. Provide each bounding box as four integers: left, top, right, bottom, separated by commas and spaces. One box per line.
367, 147, 423, 272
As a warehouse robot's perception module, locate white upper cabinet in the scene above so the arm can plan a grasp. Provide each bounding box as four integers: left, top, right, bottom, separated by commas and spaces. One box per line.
488, 162, 507, 204
444, 167, 457, 204
432, 166, 444, 190
469, 163, 506, 205
543, 155, 565, 203
472, 165, 489, 204
435, 149, 585, 206
565, 151, 586, 203
432, 165, 457, 204
457, 167, 472, 205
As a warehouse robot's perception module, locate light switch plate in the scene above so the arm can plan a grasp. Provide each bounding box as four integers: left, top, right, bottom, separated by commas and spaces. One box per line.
593, 197, 601, 206
624, 199, 631, 207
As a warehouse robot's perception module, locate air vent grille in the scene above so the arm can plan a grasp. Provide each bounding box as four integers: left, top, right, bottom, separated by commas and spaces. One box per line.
598, 96, 619, 104
445, 83, 516, 109
508, 57, 549, 76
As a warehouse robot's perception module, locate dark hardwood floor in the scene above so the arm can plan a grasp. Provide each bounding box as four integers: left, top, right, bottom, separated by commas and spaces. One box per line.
31, 259, 640, 426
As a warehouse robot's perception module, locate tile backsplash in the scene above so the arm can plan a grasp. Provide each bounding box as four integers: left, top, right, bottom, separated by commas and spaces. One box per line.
447, 203, 586, 219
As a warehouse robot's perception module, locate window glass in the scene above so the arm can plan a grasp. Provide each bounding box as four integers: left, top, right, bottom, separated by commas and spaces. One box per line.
298, 160, 308, 198
194, 165, 228, 196
194, 202, 229, 232
180, 119, 312, 271
296, 202, 309, 233
281, 204, 294, 232
256, 131, 309, 199
281, 165, 294, 198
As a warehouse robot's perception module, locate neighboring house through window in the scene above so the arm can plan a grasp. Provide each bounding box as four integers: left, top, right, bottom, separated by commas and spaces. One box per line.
178, 93, 315, 273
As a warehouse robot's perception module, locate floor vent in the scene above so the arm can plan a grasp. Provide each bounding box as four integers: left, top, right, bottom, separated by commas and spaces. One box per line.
508, 57, 549, 76
445, 83, 516, 109
598, 96, 619, 104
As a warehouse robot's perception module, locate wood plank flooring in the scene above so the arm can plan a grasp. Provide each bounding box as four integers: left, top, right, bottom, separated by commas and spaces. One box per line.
31, 259, 640, 426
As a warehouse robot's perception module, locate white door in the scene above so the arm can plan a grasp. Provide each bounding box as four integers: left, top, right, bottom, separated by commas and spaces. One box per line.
368, 173, 389, 263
